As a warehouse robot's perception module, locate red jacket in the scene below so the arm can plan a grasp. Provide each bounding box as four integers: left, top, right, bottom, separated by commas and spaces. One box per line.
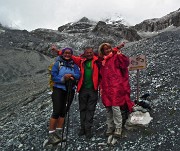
100, 52, 134, 112
71, 55, 99, 92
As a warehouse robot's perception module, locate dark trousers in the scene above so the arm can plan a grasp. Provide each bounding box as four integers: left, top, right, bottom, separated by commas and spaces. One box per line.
51, 87, 75, 119
79, 88, 98, 130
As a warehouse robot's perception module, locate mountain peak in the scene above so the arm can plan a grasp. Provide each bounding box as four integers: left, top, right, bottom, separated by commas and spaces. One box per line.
77, 17, 91, 23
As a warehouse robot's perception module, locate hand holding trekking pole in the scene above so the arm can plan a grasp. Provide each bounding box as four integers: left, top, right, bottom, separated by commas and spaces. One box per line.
64, 74, 74, 81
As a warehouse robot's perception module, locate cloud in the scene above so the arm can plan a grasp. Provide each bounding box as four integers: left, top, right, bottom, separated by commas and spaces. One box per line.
0, 0, 179, 31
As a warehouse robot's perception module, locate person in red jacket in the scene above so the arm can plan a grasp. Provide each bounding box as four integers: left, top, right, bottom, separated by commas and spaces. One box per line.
52, 46, 99, 139
71, 47, 100, 139
98, 43, 134, 137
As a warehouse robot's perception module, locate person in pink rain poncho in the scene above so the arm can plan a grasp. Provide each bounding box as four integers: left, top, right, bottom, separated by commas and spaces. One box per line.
98, 42, 134, 137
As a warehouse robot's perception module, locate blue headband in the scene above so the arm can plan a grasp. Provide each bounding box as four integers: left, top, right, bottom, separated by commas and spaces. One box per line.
61, 47, 73, 54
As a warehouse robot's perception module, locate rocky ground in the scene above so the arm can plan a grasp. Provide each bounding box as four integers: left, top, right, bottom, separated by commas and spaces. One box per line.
0, 14, 180, 150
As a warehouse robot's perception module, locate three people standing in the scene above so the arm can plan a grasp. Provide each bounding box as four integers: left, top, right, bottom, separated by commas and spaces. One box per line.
49, 43, 134, 141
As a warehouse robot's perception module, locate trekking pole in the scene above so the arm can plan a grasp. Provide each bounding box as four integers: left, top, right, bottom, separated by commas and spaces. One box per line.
136, 69, 140, 101
65, 80, 73, 149
98, 87, 101, 102
60, 79, 73, 151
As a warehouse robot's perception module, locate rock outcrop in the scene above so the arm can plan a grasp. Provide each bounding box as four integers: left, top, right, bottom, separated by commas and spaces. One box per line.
134, 8, 180, 32
57, 17, 141, 46
0, 17, 141, 58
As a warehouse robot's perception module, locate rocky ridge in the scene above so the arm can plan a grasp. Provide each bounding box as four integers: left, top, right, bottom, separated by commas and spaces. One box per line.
134, 8, 180, 32
0, 16, 141, 58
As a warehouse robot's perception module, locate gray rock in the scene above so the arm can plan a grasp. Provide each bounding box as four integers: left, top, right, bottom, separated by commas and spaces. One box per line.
134, 8, 180, 32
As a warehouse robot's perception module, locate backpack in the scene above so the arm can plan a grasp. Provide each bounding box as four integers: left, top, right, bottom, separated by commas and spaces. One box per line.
48, 60, 74, 91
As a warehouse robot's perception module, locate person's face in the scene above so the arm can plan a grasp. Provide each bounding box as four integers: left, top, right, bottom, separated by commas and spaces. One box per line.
84, 48, 94, 60
103, 45, 112, 56
62, 49, 72, 60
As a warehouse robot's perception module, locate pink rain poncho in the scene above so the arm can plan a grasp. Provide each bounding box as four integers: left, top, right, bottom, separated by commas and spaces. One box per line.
100, 51, 134, 112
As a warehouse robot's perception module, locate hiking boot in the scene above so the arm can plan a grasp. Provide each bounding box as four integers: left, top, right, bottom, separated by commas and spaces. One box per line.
48, 132, 61, 145
85, 129, 93, 139
106, 127, 115, 136
114, 128, 122, 137
56, 129, 62, 138
78, 129, 85, 136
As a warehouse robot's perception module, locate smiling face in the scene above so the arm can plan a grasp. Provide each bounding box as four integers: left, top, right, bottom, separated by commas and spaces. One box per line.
62, 49, 72, 60
102, 44, 112, 56
83, 48, 94, 60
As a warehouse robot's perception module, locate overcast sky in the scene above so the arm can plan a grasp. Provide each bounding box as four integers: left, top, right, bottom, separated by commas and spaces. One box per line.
0, 0, 179, 31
